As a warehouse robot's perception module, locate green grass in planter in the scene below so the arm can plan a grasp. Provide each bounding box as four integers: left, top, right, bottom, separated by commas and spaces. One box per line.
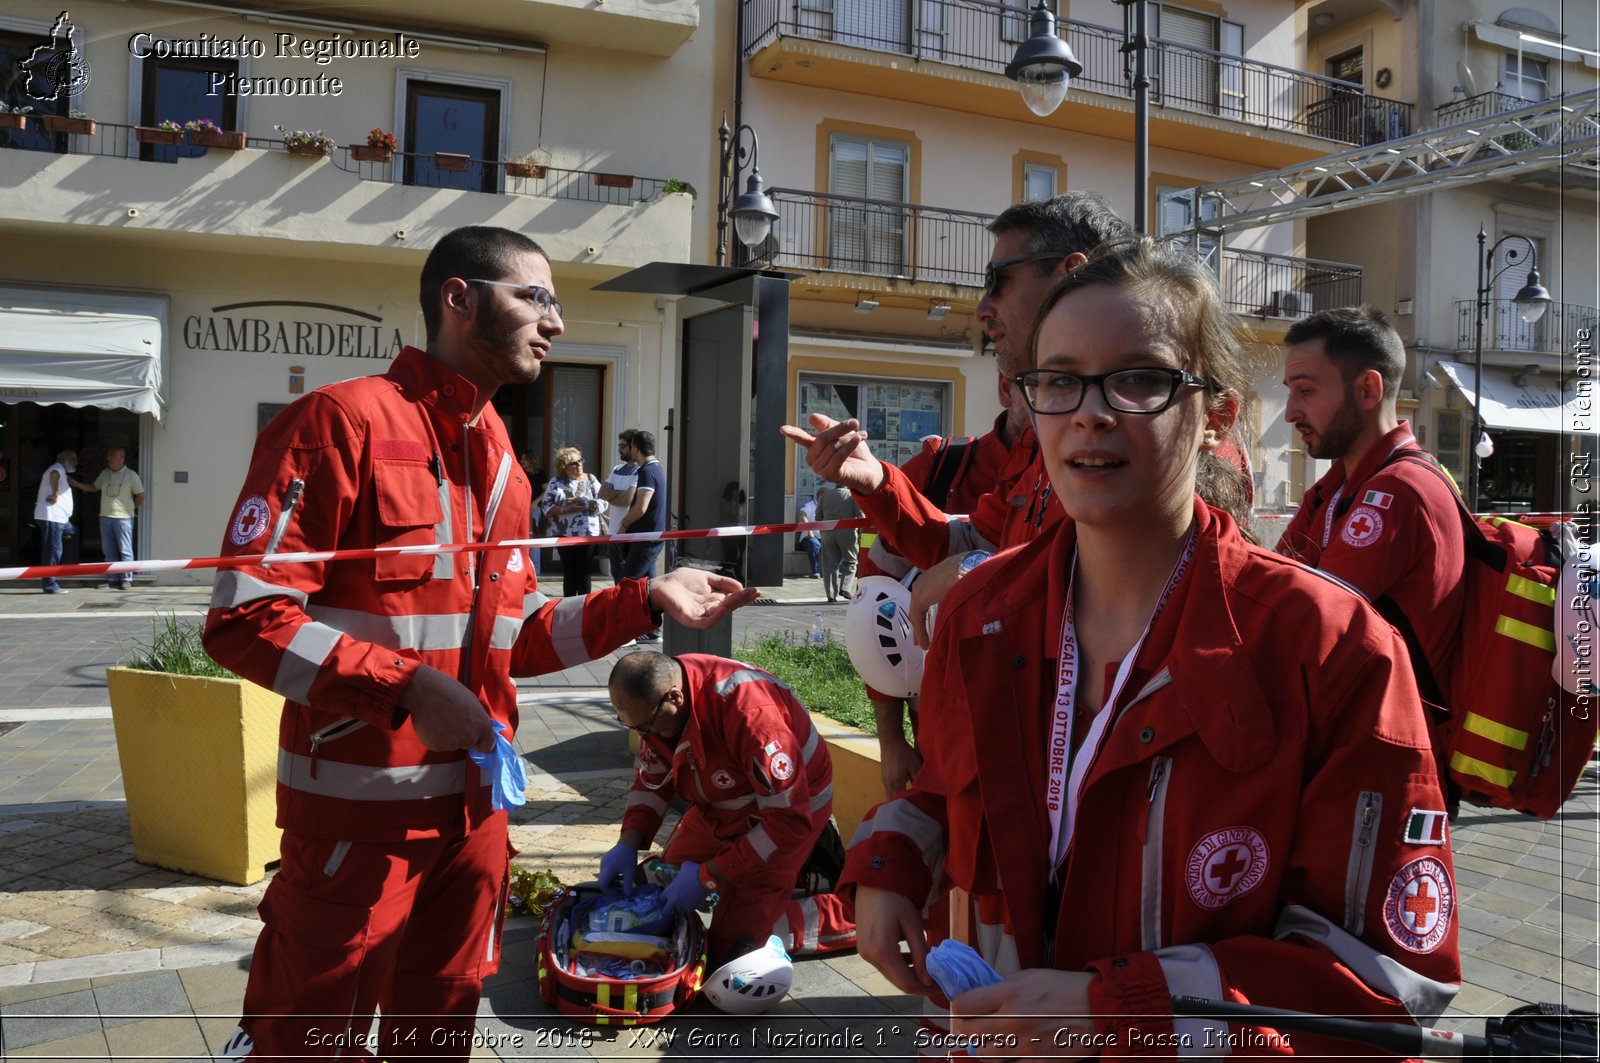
735, 630, 875, 734
124, 614, 238, 678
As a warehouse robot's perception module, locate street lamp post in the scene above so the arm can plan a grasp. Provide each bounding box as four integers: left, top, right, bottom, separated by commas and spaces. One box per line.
715, 116, 780, 267
1468, 226, 1552, 511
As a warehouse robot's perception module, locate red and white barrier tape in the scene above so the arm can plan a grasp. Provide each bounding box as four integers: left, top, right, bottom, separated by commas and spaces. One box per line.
0, 517, 877, 583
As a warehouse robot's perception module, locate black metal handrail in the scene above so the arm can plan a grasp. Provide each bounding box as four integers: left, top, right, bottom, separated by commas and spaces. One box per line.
0, 120, 669, 204
745, 188, 995, 286
1218, 247, 1362, 319
1454, 299, 1600, 356
1434, 90, 1595, 155
741, 0, 1412, 144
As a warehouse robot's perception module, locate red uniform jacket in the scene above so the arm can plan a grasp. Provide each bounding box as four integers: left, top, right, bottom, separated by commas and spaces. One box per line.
844, 500, 1460, 1055
622, 655, 833, 883
204, 347, 655, 840
1275, 422, 1465, 704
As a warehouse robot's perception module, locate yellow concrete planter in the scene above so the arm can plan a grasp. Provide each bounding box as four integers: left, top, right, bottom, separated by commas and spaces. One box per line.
810, 712, 883, 843
106, 666, 283, 885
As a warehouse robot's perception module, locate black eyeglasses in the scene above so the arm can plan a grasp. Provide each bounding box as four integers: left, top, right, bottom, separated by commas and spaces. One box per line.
982, 253, 1064, 297
626, 692, 672, 736
1014, 367, 1209, 415
466, 278, 564, 320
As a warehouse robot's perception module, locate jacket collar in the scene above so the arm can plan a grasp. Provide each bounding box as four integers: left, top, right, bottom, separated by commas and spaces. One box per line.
1329, 420, 1417, 498
388, 346, 484, 425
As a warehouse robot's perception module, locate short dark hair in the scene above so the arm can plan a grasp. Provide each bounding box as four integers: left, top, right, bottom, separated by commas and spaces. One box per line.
631, 430, 656, 457
419, 227, 548, 344
989, 191, 1133, 268
1285, 306, 1405, 399
610, 651, 676, 704
618, 429, 638, 445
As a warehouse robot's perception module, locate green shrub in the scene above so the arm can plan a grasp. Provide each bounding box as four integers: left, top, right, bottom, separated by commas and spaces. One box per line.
124, 614, 237, 678
737, 630, 875, 734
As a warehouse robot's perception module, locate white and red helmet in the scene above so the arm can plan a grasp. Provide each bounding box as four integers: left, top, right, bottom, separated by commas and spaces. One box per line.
843, 573, 925, 698
703, 936, 794, 1014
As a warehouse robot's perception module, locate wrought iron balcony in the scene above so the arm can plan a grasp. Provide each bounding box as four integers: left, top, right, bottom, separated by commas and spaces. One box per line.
742, 188, 996, 286
743, 0, 1412, 145
1455, 299, 1600, 356
1216, 247, 1362, 319
1436, 90, 1598, 158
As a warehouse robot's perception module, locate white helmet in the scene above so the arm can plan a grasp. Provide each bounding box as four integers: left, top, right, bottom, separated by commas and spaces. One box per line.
703, 936, 793, 1014
844, 574, 925, 698
1555, 523, 1598, 696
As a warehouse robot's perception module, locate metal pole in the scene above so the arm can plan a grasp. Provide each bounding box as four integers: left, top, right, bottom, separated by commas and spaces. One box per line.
1470, 225, 1487, 512
715, 115, 731, 266
1132, 0, 1150, 234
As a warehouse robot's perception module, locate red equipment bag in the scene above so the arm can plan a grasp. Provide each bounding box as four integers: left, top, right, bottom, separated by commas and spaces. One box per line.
535, 885, 707, 1026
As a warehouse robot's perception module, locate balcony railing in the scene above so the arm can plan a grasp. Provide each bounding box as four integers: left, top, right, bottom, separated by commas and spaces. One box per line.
742, 0, 1412, 145
1435, 90, 1597, 157
1216, 247, 1362, 319
747, 188, 995, 286
1454, 299, 1600, 356
0, 121, 667, 204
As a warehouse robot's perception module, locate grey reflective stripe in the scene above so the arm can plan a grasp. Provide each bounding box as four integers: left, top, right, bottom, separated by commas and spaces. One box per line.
973, 918, 1022, 977
1274, 904, 1459, 1020
300, 605, 519, 653
212, 570, 309, 610
747, 824, 777, 862
549, 597, 589, 667
278, 749, 489, 800
797, 896, 821, 951
481, 452, 512, 538
715, 669, 792, 697
800, 725, 820, 763
626, 790, 669, 816
850, 797, 945, 873
274, 622, 343, 704
866, 538, 914, 581
432, 467, 454, 580
1344, 792, 1383, 935
1152, 944, 1228, 1054
946, 517, 993, 558
753, 790, 791, 809
1141, 757, 1172, 952
523, 591, 550, 619
323, 840, 351, 877
810, 783, 834, 811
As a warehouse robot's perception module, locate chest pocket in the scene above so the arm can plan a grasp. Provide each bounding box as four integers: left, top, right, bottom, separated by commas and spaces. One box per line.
372, 460, 446, 582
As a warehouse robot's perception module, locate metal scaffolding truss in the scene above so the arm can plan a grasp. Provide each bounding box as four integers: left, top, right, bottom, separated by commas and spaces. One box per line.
1161, 88, 1600, 239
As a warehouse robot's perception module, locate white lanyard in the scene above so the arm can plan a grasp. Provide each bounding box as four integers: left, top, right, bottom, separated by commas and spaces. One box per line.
1318, 434, 1416, 549
1046, 530, 1195, 877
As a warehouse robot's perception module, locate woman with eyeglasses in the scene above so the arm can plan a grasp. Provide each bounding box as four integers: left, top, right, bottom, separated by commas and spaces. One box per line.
841, 238, 1459, 1057
541, 445, 602, 597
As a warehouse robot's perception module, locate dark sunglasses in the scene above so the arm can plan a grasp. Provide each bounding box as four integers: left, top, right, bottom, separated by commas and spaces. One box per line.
982, 253, 1064, 297
626, 691, 672, 736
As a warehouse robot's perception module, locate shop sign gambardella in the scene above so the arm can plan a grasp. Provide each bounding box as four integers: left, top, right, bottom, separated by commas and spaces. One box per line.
183, 301, 403, 360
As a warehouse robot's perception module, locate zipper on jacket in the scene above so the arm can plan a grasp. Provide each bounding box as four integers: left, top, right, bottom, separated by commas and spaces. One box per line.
308, 716, 367, 780
1342, 791, 1382, 934
261, 478, 305, 565
1140, 756, 1172, 951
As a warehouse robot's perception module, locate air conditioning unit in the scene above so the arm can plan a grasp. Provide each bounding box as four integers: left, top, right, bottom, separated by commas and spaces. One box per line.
1272, 290, 1311, 317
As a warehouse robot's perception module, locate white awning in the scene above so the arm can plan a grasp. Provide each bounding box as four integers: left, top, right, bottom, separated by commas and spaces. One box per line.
0, 286, 168, 420
1437, 360, 1593, 435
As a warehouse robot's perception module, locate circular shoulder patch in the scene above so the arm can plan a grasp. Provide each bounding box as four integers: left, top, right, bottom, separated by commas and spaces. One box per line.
768, 751, 794, 782
230, 495, 271, 546
711, 768, 736, 790
1185, 827, 1271, 911
1339, 505, 1385, 548
1383, 856, 1454, 953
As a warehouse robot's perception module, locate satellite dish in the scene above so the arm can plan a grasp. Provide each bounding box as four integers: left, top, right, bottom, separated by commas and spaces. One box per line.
1456, 58, 1477, 95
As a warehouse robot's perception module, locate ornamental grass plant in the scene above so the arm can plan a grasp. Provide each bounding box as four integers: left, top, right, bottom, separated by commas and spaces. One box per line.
736, 629, 875, 733
124, 614, 237, 678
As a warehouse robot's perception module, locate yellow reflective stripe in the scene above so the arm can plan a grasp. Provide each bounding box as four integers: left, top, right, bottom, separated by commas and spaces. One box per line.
625, 982, 638, 1015
1462, 711, 1530, 751
1506, 573, 1556, 606
595, 982, 610, 1024
1451, 750, 1517, 787
1496, 614, 1557, 651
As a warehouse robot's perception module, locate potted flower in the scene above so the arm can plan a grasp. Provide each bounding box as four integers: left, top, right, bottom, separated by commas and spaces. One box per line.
186, 117, 246, 151
40, 109, 96, 136
135, 118, 184, 146
504, 148, 550, 180
660, 178, 696, 198
275, 122, 335, 158
350, 126, 395, 162
434, 150, 472, 172
0, 103, 33, 131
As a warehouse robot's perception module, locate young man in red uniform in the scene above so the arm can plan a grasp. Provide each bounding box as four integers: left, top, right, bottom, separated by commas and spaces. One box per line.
203, 227, 756, 1061
601, 652, 855, 966
1276, 307, 1466, 768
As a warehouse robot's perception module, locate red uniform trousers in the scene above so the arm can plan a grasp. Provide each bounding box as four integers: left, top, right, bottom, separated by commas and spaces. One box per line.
240, 817, 509, 1061
663, 805, 855, 967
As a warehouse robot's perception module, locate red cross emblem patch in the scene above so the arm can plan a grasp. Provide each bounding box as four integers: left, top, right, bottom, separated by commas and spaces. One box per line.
1339, 505, 1385, 548
230, 495, 271, 546
1185, 826, 1270, 911
1384, 856, 1454, 953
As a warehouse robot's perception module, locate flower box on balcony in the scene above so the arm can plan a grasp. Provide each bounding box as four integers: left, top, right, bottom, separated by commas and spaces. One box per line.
40, 114, 95, 136
191, 128, 246, 151
0, 113, 27, 131
286, 142, 329, 158
594, 172, 634, 189
350, 144, 393, 162
434, 151, 471, 172
504, 161, 547, 179
136, 125, 184, 146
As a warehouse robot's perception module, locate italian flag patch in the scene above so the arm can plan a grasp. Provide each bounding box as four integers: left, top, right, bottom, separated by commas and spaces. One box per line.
1404, 808, 1448, 846
1362, 489, 1394, 509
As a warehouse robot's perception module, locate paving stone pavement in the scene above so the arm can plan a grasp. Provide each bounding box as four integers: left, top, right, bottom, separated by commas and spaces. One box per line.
0, 575, 1596, 1059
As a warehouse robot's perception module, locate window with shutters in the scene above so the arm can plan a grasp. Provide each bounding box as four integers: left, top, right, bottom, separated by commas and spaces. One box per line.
827, 133, 910, 276
1154, 6, 1243, 118
834, 0, 909, 51
1502, 53, 1549, 102
1023, 163, 1057, 202
403, 78, 503, 193
1491, 230, 1546, 351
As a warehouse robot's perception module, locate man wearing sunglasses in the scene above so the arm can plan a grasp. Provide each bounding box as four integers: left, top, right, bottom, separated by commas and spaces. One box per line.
599, 651, 856, 969
204, 226, 759, 1062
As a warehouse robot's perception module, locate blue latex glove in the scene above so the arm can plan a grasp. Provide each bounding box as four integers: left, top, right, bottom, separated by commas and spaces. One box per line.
466, 721, 526, 812
924, 940, 1004, 1001
661, 861, 709, 914
599, 843, 641, 896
